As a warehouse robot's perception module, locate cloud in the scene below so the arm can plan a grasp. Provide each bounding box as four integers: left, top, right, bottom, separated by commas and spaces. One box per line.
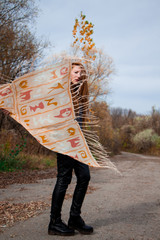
35, 0, 160, 114
109, 64, 160, 113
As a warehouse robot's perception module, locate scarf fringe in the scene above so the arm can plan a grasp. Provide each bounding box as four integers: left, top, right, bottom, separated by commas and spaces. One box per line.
71, 78, 120, 174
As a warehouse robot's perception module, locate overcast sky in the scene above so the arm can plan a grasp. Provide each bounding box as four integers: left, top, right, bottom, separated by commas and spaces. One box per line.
35, 0, 160, 115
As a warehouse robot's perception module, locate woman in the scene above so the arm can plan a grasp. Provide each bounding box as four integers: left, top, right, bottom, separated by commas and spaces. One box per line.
48, 63, 93, 236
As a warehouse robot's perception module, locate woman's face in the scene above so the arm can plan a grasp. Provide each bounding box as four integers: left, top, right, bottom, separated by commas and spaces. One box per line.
71, 65, 82, 84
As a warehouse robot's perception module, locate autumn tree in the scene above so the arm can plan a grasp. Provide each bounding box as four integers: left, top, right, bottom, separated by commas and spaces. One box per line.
90, 101, 121, 154
72, 12, 96, 60
72, 12, 115, 100
0, 0, 47, 81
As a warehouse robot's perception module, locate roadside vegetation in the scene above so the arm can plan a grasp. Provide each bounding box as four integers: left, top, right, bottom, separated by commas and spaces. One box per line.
1, 105, 160, 172
110, 106, 160, 156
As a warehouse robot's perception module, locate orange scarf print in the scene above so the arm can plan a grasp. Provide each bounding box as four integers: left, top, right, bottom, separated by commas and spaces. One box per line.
0, 61, 119, 172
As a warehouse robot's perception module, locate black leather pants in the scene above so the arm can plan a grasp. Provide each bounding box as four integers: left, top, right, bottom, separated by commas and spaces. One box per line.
50, 153, 90, 219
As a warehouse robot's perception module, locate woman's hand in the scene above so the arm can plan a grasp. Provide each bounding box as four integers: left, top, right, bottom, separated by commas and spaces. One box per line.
0, 108, 10, 115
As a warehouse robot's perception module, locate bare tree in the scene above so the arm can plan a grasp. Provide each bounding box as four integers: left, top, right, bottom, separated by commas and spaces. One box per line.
87, 49, 114, 100
110, 107, 137, 129
0, 0, 47, 80
70, 47, 115, 100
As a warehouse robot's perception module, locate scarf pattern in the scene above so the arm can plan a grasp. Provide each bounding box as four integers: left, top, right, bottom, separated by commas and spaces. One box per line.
0, 61, 118, 171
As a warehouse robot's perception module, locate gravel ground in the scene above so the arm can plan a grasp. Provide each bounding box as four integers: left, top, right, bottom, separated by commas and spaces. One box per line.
0, 152, 160, 240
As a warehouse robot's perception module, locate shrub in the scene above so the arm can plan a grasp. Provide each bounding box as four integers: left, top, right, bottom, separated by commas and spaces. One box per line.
0, 138, 27, 171
91, 101, 121, 154
132, 128, 160, 152
111, 130, 121, 154
18, 153, 57, 170
151, 107, 160, 135
133, 116, 152, 133
120, 124, 135, 149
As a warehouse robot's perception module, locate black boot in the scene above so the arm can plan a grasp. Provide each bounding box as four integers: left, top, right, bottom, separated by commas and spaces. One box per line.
48, 217, 75, 236
68, 216, 93, 235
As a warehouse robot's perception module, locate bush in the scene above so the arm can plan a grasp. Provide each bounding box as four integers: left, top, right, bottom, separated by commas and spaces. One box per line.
111, 130, 121, 154
0, 138, 27, 171
21, 153, 56, 170
151, 107, 160, 135
132, 128, 160, 153
120, 124, 135, 149
133, 116, 152, 133
0, 152, 26, 172
0, 150, 57, 172
91, 101, 121, 154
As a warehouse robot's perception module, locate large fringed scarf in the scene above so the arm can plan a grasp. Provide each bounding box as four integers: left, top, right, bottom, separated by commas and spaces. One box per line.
0, 60, 119, 172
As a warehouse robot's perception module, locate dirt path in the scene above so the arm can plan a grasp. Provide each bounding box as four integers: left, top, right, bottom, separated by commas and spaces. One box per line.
0, 152, 160, 240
